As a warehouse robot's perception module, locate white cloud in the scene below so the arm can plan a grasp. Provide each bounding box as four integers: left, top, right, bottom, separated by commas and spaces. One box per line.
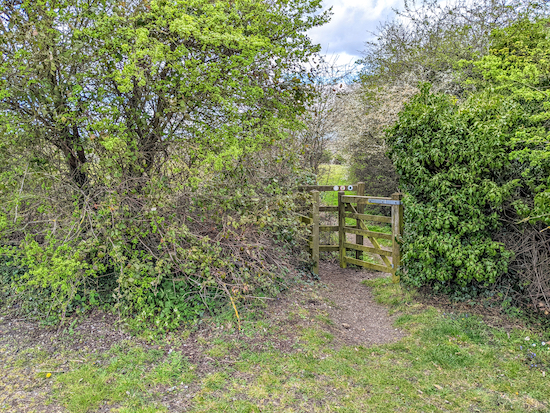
308, 0, 404, 67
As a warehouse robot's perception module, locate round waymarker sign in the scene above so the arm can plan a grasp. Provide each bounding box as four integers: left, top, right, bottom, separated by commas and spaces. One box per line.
348, 185, 354, 191
333, 186, 339, 191
340, 186, 346, 191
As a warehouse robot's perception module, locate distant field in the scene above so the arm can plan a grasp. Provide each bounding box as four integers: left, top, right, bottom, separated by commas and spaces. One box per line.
317, 164, 349, 185
317, 164, 355, 206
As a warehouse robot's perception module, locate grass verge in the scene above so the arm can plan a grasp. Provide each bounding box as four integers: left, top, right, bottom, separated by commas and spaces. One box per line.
2, 277, 550, 412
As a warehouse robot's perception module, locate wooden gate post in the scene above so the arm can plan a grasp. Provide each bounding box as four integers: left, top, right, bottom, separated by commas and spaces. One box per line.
356, 182, 365, 260
338, 191, 346, 269
311, 190, 320, 275
391, 192, 403, 283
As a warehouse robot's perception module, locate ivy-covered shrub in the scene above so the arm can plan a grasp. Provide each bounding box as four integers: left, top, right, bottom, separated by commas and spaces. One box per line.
387, 84, 525, 289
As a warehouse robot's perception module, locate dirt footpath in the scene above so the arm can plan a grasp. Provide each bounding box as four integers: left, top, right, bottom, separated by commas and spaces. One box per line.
315, 261, 404, 345
0, 262, 403, 412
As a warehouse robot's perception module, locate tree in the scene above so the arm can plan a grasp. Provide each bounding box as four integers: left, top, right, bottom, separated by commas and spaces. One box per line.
292, 57, 352, 174
469, 17, 550, 309
472, 17, 550, 226
0, 0, 328, 188
360, 0, 547, 95
0, 0, 329, 324
338, 83, 416, 197
344, 0, 548, 199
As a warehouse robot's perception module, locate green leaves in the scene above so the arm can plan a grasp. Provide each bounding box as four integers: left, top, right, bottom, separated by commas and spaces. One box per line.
0, 0, 326, 326
387, 85, 520, 288
464, 17, 550, 226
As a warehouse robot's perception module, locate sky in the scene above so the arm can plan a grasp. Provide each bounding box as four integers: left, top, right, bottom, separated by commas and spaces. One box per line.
308, 0, 405, 68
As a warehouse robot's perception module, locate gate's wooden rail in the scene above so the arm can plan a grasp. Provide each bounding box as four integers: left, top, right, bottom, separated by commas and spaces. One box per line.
297, 183, 365, 275
297, 184, 403, 283
339, 192, 403, 283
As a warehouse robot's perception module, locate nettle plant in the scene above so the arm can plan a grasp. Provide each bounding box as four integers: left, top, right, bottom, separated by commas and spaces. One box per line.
386, 85, 525, 289
0, 0, 327, 327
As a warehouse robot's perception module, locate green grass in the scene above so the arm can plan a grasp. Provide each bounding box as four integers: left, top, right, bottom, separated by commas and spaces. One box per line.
317, 164, 349, 186
317, 164, 354, 206
53, 342, 196, 413
4, 278, 550, 412
182, 288, 549, 412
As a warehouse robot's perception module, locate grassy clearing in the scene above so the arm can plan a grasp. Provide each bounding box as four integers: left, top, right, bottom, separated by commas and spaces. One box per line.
2, 277, 550, 412
317, 164, 349, 186
317, 164, 353, 206
54, 343, 195, 413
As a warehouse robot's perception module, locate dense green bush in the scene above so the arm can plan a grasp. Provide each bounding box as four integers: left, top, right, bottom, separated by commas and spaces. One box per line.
0, 0, 326, 328
471, 17, 550, 227
387, 85, 525, 288
384, 16, 550, 308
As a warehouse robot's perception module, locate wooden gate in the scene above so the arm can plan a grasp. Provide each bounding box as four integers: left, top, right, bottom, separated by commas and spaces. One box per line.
297, 184, 403, 283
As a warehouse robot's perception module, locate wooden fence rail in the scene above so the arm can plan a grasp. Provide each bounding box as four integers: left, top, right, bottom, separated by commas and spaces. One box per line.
339, 191, 403, 283
297, 184, 403, 283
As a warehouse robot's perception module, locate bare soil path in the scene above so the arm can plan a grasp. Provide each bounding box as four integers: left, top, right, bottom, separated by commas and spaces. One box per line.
0, 262, 403, 412
315, 261, 404, 346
